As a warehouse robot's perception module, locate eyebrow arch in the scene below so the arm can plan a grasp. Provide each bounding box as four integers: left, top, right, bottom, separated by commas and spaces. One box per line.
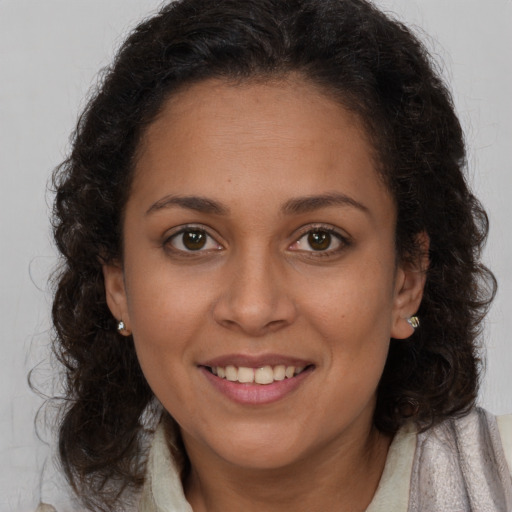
281, 193, 369, 215
146, 195, 230, 216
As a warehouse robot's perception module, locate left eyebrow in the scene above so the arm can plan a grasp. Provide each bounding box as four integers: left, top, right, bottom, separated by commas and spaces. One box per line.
281, 193, 369, 215
145, 195, 230, 216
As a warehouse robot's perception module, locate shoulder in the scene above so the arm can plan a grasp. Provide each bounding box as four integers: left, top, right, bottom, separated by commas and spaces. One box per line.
408, 407, 512, 511
497, 413, 512, 475
417, 407, 511, 469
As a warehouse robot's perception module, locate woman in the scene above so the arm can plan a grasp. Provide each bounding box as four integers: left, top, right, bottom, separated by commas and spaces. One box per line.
42, 0, 511, 510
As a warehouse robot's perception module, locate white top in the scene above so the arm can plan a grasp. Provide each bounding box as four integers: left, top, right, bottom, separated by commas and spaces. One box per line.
138, 410, 512, 512
36, 410, 512, 512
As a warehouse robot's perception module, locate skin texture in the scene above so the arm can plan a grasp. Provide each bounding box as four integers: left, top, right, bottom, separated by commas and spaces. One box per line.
103, 78, 426, 512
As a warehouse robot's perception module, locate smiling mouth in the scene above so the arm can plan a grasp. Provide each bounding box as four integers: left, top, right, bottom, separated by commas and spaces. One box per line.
204, 364, 312, 385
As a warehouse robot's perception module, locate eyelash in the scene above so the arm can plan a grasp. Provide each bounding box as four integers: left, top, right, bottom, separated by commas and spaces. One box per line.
289, 225, 351, 257
163, 224, 351, 257
164, 225, 222, 255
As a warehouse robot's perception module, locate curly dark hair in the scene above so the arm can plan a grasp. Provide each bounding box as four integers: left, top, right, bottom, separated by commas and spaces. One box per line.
50, 0, 496, 509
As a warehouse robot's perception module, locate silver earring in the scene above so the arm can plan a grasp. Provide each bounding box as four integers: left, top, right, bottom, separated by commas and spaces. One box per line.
117, 320, 126, 333
407, 316, 420, 329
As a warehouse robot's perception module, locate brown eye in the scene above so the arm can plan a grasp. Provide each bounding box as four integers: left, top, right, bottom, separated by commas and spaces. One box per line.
168, 228, 221, 253
289, 227, 347, 255
307, 231, 332, 251
182, 230, 207, 250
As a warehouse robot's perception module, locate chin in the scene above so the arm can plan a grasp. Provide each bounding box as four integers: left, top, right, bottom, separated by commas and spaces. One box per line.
220, 445, 304, 471
199, 424, 308, 470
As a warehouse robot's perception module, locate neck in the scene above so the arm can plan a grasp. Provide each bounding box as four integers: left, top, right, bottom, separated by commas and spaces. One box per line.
182, 424, 391, 512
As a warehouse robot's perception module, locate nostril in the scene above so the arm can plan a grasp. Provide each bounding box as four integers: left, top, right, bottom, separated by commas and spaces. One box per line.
211, 269, 298, 335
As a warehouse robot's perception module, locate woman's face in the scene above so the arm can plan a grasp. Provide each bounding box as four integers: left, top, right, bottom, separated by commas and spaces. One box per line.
104, 78, 425, 470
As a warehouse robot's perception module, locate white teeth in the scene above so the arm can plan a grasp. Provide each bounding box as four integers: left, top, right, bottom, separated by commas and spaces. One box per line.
225, 365, 238, 382
273, 365, 286, 381
254, 366, 274, 384
285, 366, 295, 379
237, 366, 255, 383
210, 364, 308, 385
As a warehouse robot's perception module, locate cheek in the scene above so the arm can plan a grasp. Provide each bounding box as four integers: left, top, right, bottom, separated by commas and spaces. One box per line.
304, 255, 396, 338
316, 290, 392, 423
128, 297, 204, 425
302, 255, 395, 395
122, 263, 212, 399
124, 255, 212, 334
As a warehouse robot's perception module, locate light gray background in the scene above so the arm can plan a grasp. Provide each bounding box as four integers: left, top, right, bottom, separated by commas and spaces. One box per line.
0, 1, 511, 510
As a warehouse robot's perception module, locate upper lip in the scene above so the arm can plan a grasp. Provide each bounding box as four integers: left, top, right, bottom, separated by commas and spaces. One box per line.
199, 353, 314, 368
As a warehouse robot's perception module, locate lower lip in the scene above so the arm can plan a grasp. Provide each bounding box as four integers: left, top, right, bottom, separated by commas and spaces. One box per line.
200, 366, 313, 405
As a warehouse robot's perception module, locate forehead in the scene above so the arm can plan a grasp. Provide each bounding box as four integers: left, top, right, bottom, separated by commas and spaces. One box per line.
137, 77, 375, 159
131, 77, 394, 223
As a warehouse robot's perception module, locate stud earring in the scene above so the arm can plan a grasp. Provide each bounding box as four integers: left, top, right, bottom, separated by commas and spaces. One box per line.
117, 320, 131, 335
407, 316, 420, 329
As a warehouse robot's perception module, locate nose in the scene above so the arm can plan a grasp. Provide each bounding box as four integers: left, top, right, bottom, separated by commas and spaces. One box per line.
212, 249, 297, 336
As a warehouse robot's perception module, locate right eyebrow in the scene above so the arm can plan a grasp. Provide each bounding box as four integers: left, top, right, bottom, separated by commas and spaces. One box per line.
145, 195, 230, 216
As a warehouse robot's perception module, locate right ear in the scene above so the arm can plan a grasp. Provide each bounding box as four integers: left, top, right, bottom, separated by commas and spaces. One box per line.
102, 261, 131, 332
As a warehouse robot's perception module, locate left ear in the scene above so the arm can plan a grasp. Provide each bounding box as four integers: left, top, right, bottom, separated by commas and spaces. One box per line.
391, 232, 429, 339
102, 260, 131, 335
